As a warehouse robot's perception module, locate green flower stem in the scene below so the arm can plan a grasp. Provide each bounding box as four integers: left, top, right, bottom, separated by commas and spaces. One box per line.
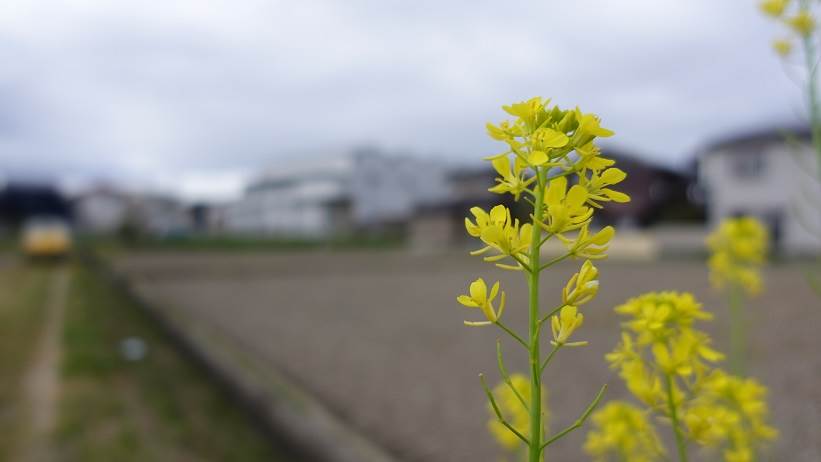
728, 285, 746, 375
539, 252, 572, 272
527, 168, 547, 462
495, 321, 529, 350
799, 0, 821, 169
664, 372, 688, 462
496, 340, 529, 411
538, 303, 568, 326
540, 344, 561, 374
481, 374, 531, 446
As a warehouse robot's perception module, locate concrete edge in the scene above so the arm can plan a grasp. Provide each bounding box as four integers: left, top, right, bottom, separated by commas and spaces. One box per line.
81, 252, 399, 462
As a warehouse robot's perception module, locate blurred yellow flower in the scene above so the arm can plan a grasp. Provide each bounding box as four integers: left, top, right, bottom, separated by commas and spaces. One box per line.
772, 38, 792, 56
595, 291, 778, 462
787, 10, 816, 36
487, 374, 548, 450
706, 216, 769, 296
759, 0, 789, 17
585, 401, 665, 462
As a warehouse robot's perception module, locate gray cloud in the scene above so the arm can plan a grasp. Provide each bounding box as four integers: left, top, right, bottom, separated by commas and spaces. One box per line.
0, 0, 807, 199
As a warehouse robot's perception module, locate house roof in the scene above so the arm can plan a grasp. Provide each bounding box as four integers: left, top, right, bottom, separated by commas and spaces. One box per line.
698, 125, 812, 156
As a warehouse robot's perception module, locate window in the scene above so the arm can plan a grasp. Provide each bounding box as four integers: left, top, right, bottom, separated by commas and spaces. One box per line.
730, 152, 766, 179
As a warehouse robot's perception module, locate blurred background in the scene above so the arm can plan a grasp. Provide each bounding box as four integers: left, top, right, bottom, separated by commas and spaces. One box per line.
1, 1, 820, 461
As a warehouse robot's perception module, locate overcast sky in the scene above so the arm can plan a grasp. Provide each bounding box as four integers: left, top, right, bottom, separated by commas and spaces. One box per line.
0, 0, 810, 201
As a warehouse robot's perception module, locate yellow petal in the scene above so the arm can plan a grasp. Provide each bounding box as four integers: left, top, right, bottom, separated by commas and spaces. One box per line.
600, 168, 627, 185
602, 188, 630, 203
457, 295, 479, 307
536, 128, 570, 148
491, 156, 511, 176
489, 281, 500, 300
545, 176, 568, 206
529, 150, 549, 165
566, 185, 588, 208
590, 226, 615, 245
490, 205, 507, 223
469, 278, 487, 302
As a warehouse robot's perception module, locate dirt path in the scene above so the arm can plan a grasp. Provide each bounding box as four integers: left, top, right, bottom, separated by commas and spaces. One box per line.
17, 267, 69, 462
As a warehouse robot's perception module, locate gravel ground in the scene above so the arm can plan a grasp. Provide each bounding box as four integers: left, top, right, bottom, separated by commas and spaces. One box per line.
112, 250, 821, 461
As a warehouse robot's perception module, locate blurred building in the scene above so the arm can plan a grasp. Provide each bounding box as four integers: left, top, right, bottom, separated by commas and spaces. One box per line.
0, 182, 72, 229
222, 149, 450, 237
130, 195, 192, 236
410, 166, 518, 251
73, 187, 130, 234
598, 148, 703, 228
697, 126, 821, 255
74, 187, 192, 237
410, 150, 701, 252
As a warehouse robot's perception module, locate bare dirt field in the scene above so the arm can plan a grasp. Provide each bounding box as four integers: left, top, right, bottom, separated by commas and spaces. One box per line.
112, 250, 821, 461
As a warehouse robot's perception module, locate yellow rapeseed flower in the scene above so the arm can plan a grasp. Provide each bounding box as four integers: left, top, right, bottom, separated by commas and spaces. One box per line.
466, 205, 533, 266
707, 217, 768, 296
562, 259, 599, 306
579, 167, 630, 208
598, 291, 778, 462
561, 223, 615, 260
550, 305, 587, 347
542, 176, 593, 235
488, 155, 535, 199
772, 38, 793, 56
457, 278, 506, 326
759, 0, 789, 18
787, 10, 816, 36
585, 401, 666, 462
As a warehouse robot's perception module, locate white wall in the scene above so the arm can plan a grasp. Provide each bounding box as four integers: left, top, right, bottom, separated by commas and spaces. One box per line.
223, 151, 451, 236
75, 194, 129, 234
700, 143, 821, 255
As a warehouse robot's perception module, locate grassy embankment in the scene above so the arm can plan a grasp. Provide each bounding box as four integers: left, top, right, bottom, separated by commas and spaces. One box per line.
0, 262, 51, 459
56, 263, 288, 461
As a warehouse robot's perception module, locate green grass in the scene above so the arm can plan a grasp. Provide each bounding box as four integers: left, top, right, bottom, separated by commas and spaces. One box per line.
56, 264, 288, 462
0, 260, 51, 459
83, 233, 404, 254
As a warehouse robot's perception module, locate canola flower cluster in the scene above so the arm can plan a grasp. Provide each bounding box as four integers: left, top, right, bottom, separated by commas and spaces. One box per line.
706, 217, 769, 297
456, 97, 629, 460
586, 292, 777, 462
760, 0, 816, 57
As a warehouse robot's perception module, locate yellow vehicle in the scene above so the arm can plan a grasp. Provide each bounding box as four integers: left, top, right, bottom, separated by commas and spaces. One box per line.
21, 217, 72, 258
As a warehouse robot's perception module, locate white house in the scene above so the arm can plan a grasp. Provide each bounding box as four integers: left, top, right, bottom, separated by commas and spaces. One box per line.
697, 126, 821, 255
222, 149, 450, 237
73, 187, 131, 234
74, 187, 192, 236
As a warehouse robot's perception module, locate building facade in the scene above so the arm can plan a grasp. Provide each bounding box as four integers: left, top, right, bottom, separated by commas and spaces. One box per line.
698, 127, 821, 255
223, 149, 450, 237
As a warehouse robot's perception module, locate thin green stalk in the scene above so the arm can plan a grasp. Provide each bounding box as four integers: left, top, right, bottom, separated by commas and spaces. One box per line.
539, 383, 607, 451
664, 373, 688, 462
799, 0, 821, 287
800, 0, 821, 170
540, 344, 561, 374
496, 321, 529, 350
527, 168, 546, 462
728, 285, 746, 375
